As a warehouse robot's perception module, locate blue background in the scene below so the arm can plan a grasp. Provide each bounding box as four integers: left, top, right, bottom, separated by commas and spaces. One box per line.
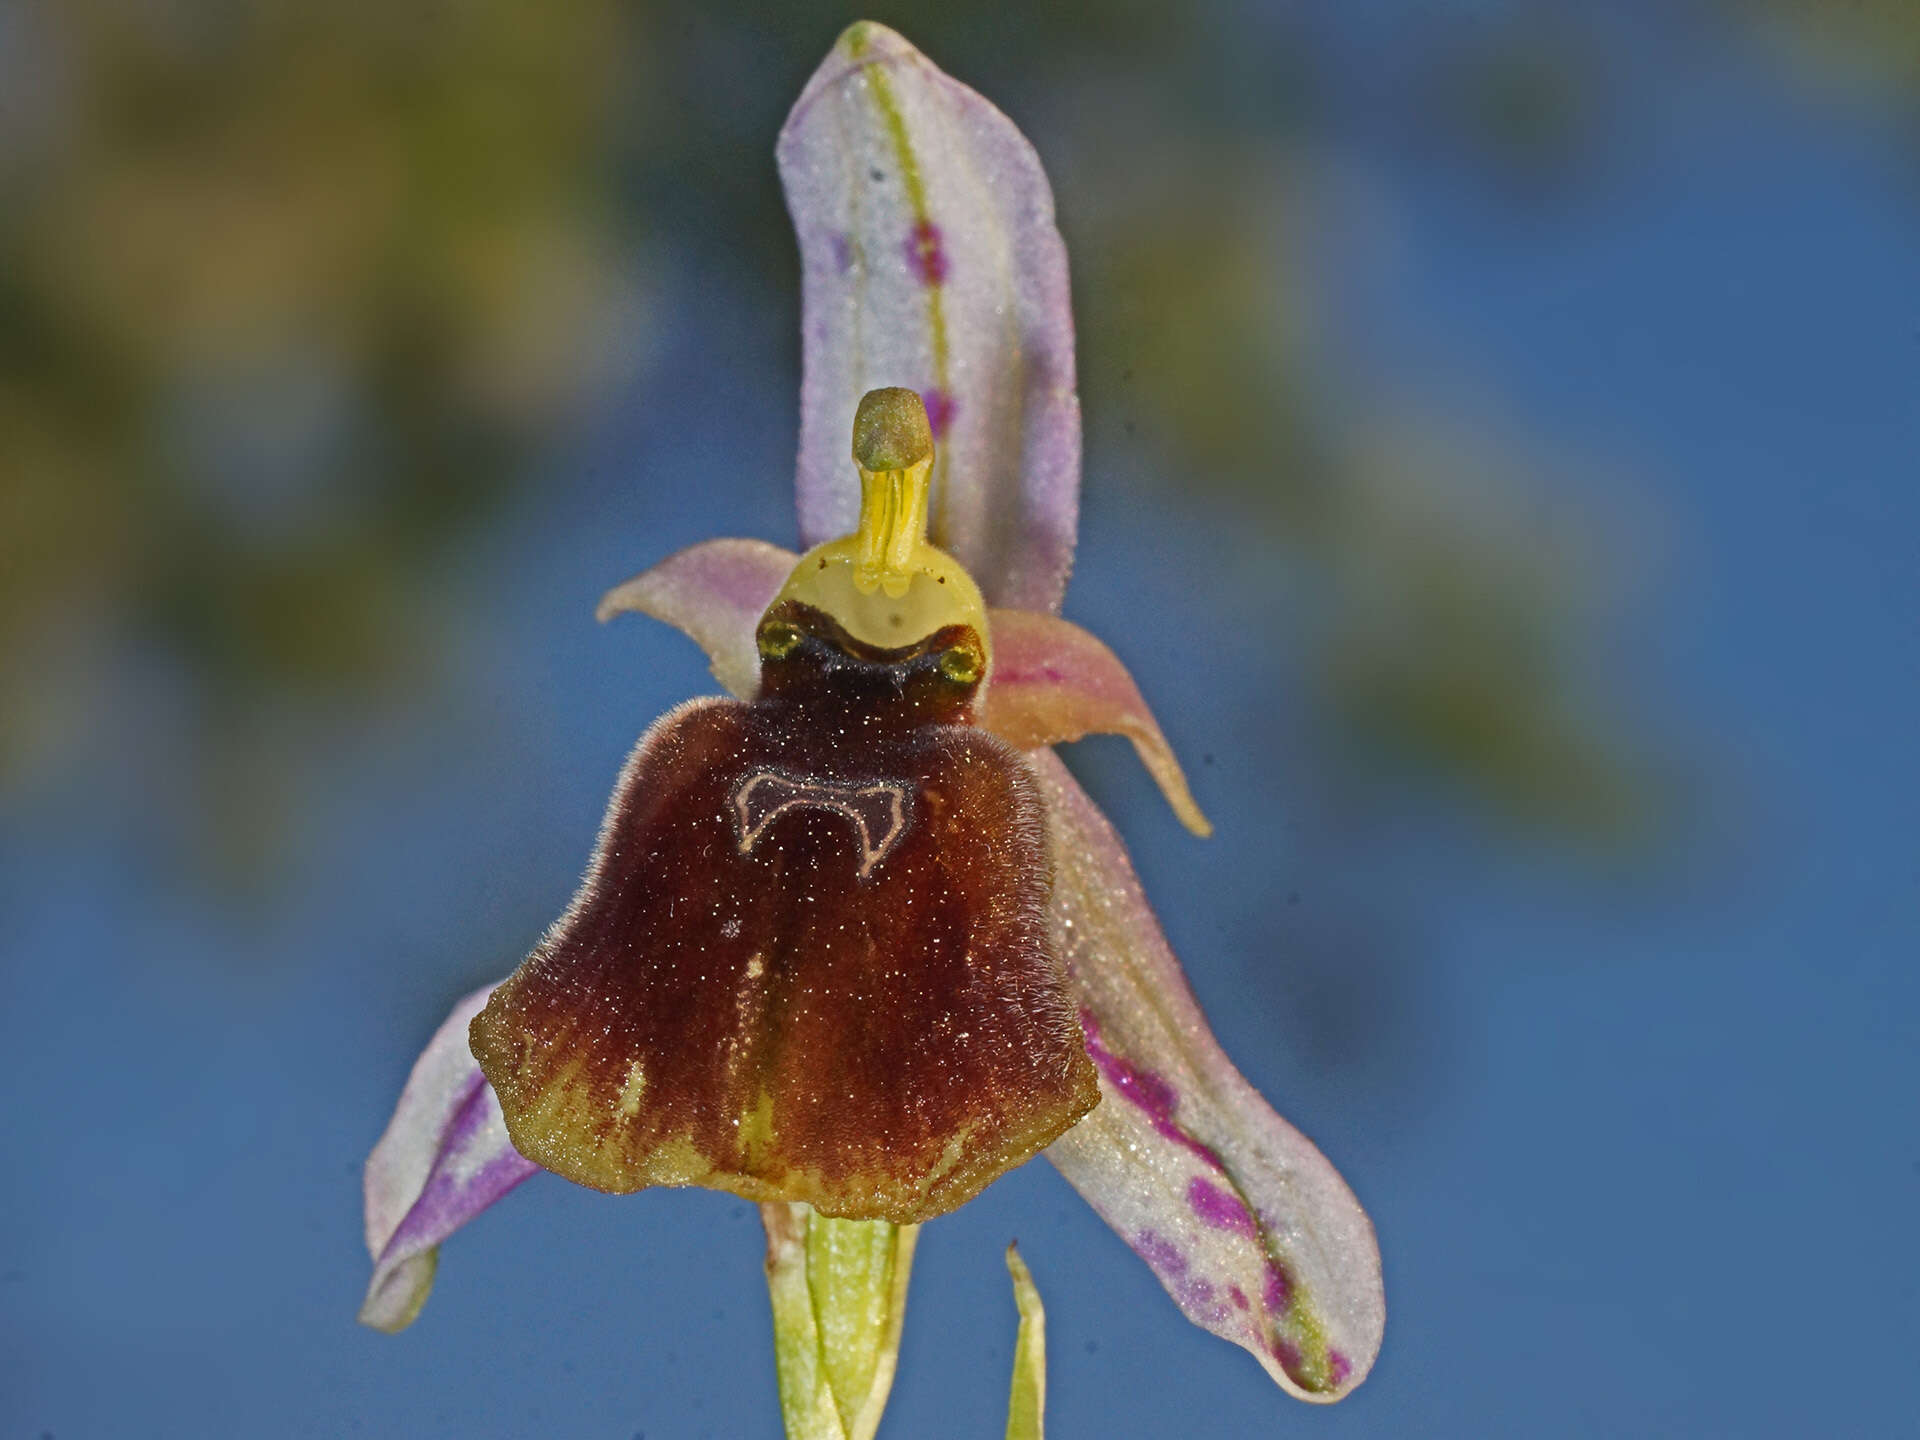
4, 3, 1916, 1436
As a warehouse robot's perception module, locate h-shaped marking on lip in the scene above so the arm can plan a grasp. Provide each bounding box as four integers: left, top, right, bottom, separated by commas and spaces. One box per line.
731, 769, 913, 881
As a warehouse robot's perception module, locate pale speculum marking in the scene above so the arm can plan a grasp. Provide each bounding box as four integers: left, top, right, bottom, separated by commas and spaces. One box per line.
731, 768, 913, 880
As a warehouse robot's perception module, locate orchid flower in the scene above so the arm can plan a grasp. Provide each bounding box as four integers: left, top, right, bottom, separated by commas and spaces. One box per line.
360, 20, 1383, 1421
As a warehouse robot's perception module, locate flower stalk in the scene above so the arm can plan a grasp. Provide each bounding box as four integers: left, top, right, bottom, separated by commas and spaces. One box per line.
762, 1204, 918, 1440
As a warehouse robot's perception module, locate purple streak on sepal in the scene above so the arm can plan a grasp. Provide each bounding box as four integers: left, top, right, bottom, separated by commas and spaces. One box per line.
1032, 750, 1384, 1402
359, 983, 540, 1333
1188, 1176, 1259, 1238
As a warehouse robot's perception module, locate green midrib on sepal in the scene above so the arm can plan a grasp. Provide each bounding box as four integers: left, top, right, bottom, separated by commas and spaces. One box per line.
858, 55, 954, 541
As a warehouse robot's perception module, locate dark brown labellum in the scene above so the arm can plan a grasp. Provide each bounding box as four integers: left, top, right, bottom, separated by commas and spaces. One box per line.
471, 603, 1099, 1224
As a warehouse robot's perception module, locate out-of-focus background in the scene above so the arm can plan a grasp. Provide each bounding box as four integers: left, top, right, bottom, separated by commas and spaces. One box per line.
3, 1, 1914, 1435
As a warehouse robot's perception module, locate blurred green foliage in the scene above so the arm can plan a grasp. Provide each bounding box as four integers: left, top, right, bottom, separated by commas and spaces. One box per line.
23, 1, 1878, 882
1, 0, 640, 873
1735, 0, 1920, 105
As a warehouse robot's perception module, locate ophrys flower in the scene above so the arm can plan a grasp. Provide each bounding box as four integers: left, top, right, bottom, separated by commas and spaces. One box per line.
361, 20, 1383, 1411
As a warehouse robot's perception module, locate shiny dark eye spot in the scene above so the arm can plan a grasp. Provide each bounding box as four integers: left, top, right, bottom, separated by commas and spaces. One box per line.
938, 644, 982, 685
758, 622, 804, 660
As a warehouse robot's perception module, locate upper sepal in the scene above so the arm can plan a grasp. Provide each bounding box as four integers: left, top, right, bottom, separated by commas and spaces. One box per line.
1030, 750, 1384, 1401
780, 23, 1081, 613
360, 983, 539, 1333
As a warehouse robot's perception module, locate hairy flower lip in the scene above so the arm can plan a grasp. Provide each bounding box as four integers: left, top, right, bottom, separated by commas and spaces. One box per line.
466, 666, 1100, 1224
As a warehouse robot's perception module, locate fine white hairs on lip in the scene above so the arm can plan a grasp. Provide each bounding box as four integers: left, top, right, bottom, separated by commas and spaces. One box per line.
731, 768, 913, 880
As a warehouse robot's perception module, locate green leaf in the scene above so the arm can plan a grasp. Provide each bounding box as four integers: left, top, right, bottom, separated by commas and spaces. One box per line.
762, 1202, 918, 1440
1003, 1243, 1047, 1440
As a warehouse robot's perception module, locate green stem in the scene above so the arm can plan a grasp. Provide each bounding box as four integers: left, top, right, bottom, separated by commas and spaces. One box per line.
761, 1202, 918, 1440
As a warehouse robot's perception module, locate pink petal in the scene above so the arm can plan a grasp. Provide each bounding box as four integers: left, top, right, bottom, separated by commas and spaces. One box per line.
779, 22, 1081, 614
360, 983, 539, 1333
1031, 751, 1384, 1401
984, 609, 1211, 836
598, 539, 798, 700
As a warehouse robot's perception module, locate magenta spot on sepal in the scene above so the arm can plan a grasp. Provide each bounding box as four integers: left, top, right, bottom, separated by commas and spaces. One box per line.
1177, 1276, 1228, 1324
1137, 1232, 1228, 1323
906, 218, 948, 285
1270, 1337, 1304, 1375
1187, 1176, 1257, 1238
1229, 1284, 1249, 1311
1263, 1261, 1293, 1314
1080, 1009, 1227, 1173
1133, 1228, 1187, 1278
923, 387, 956, 440
1328, 1349, 1353, 1387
